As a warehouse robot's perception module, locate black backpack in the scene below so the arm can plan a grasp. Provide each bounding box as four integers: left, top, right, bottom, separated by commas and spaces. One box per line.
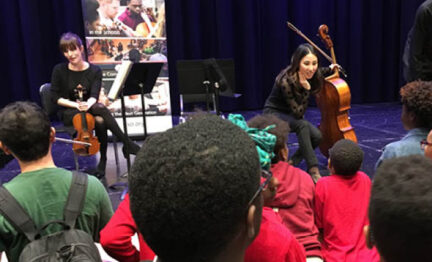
0, 171, 102, 262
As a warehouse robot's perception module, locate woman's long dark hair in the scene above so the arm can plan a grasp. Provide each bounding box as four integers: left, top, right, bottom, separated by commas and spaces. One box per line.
276, 43, 324, 93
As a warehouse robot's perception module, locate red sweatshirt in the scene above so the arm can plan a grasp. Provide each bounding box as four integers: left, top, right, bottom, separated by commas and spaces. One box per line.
314, 172, 379, 262
245, 207, 306, 262
268, 161, 322, 258
100, 194, 155, 262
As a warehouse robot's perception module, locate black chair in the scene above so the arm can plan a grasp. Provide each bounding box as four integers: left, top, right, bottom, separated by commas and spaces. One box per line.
39, 83, 80, 170
179, 93, 217, 123
40, 83, 121, 176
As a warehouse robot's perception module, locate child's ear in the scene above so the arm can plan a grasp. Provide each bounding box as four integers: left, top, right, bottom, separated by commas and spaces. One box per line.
279, 145, 288, 162
246, 204, 257, 238
0, 142, 11, 155
364, 225, 374, 249
49, 127, 56, 144
263, 177, 279, 205
327, 159, 335, 173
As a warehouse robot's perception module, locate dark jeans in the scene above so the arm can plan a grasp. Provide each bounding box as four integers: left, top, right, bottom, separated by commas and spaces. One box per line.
263, 108, 322, 170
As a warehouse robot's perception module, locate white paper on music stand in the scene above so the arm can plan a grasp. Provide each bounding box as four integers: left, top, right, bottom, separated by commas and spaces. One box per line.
108, 60, 133, 101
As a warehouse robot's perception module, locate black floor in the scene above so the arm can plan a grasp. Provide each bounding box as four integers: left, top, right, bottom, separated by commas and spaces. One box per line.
0, 102, 405, 207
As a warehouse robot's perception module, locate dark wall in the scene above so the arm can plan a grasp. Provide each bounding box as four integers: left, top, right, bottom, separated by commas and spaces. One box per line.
0, 0, 425, 114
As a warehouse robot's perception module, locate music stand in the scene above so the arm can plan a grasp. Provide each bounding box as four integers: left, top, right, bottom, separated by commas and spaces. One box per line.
121, 62, 162, 166
176, 58, 237, 116
108, 62, 162, 197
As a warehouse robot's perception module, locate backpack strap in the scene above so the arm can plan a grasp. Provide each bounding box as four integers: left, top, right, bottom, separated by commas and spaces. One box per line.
63, 171, 88, 229
0, 186, 38, 241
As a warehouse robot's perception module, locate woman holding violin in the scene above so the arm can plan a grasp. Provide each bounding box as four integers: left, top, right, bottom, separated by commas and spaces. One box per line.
51, 32, 140, 177
264, 43, 335, 182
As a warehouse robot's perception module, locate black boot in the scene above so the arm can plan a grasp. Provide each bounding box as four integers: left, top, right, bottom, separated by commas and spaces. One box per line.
122, 140, 141, 158
84, 157, 106, 180
96, 157, 107, 178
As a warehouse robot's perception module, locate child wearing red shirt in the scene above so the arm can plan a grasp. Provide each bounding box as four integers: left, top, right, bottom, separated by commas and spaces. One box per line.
314, 139, 379, 262
248, 114, 322, 261
100, 193, 155, 262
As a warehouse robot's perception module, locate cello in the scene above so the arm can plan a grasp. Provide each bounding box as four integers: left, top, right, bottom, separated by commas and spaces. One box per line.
287, 22, 357, 157
316, 25, 357, 157
72, 84, 100, 156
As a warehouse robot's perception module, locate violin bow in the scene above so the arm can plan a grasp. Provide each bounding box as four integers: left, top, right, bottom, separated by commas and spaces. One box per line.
55, 137, 91, 146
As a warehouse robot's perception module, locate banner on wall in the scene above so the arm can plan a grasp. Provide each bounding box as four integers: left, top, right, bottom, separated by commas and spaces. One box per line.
81, 0, 171, 136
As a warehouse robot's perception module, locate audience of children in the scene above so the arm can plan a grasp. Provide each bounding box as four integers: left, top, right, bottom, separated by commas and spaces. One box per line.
2, 100, 432, 261
314, 139, 380, 262
100, 114, 307, 262
247, 114, 323, 261
229, 114, 306, 262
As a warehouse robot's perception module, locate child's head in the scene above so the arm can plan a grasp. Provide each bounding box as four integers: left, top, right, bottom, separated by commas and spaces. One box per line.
328, 139, 363, 176
247, 114, 290, 163
0, 101, 52, 162
369, 155, 432, 262
129, 114, 262, 262
400, 80, 432, 129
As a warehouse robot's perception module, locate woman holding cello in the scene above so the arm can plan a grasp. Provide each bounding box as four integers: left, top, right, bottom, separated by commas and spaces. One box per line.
264, 43, 336, 182
51, 32, 140, 177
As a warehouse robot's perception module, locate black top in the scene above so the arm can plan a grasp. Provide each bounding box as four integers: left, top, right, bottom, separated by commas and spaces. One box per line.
264, 68, 328, 119
264, 81, 311, 119
403, 0, 432, 81
51, 63, 102, 106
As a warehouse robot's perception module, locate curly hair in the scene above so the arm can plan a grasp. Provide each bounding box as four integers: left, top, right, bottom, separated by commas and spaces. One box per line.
400, 81, 432, 128
0, 102, 51, 162
328, 139, 363, 176
247, 114, 290, 163
370, 155, 432, 262
129, 114, 261, 262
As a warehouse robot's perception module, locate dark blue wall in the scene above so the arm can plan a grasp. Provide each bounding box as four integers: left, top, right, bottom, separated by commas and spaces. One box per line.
0, 0, 425, 114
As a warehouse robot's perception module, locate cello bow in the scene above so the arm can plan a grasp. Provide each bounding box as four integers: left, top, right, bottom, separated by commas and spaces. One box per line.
287, 22, 347, 77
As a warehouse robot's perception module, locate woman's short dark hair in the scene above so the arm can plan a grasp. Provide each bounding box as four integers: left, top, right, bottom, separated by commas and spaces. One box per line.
59, 32, 83, 53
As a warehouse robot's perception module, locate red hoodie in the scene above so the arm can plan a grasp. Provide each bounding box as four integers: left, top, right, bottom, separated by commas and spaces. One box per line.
245, 207, 306, 262
268, 161, 322, 258
100, 194, 155, 262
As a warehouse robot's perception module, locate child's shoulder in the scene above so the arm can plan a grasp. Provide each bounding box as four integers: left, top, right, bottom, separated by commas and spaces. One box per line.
355, 171, 372, 182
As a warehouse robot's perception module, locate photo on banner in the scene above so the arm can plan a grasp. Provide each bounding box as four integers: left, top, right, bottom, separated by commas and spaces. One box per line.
81, 0, 170, 136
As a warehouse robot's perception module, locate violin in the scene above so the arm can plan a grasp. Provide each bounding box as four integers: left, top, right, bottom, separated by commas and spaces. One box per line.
72, 85, 100, 156
316, 25, 357, 157
287, 22, 357, 157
